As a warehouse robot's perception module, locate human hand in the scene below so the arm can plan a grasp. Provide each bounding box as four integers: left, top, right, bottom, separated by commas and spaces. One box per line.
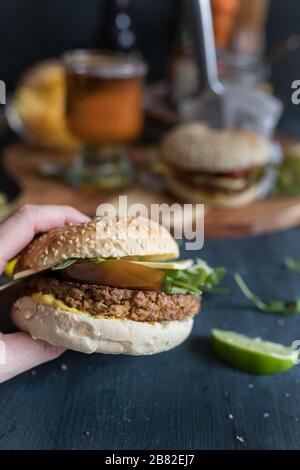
0, 204, 90, 383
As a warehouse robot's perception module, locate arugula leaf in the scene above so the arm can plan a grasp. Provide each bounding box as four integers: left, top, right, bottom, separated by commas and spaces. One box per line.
51, 257, 106, 271
203, 268, 227, 290
48, 256, 226, 296
285, 257, 300, 275
90, 257, 106, 264
51, 259, 78, 271
234, 273, 300, 314
162, 260, 226, 295
272, 157, 300, 196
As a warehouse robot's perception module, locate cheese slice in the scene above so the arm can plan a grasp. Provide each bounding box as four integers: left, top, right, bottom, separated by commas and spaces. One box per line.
14, 268, 38, 280
193, 174, 248, 190
130, 259, 193, 270
13, 258, 194, 281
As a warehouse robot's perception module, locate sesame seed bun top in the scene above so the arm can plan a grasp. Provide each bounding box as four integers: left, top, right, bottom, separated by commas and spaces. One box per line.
162, 123, 270, 172
15, 216, 179, 274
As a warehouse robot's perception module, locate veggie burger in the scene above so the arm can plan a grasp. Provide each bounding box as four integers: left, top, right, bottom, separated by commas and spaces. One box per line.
8, 216, 222, 355
162, 123, 273, 208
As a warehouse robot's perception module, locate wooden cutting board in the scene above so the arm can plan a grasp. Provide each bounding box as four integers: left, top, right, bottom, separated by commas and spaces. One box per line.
3, 143, 300, 238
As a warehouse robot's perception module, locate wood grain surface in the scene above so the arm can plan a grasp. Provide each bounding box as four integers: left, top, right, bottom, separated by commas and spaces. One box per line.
4, 143, 300, 238
3, 143, 176, 216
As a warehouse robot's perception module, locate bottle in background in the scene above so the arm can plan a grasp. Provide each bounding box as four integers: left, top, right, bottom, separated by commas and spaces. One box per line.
103, 0, 137, 53
169, 4, 199, 104
231, 0, 269, 54
218, 0, 269, 87
211, 0, 240, 49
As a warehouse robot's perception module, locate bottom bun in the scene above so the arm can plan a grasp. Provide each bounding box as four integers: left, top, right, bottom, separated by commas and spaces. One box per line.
11, 296, 194, 355
165, 169, 275, 208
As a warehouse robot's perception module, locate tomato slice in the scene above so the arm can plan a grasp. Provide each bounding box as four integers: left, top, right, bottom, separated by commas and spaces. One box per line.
62, 260, 164, 290
195, 169, 247, 179
225, 170, 248, 179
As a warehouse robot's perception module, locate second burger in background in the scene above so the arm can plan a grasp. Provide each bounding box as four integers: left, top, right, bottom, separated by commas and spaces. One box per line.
162, 123, 274, 208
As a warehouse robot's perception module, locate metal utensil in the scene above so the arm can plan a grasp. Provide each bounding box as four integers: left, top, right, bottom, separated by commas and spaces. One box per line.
186, 0, 224, 128
183, 0, 283, 137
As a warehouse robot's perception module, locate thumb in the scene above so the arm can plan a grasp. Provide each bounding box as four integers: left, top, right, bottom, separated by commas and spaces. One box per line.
0, 332, 65, 383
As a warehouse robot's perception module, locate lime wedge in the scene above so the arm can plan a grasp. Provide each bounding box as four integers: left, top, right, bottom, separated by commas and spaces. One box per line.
212, 328, 298, 375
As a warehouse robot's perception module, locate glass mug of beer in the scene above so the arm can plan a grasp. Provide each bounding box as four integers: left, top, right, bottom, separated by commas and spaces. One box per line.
63, 50, 147, 189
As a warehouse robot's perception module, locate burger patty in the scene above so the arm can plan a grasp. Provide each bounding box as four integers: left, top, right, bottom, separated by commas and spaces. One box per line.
25, 277, 201, 322
174, 167, 264, 194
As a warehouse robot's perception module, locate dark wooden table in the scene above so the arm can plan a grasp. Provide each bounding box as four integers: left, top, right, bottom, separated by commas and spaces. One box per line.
1, 225, 300, 450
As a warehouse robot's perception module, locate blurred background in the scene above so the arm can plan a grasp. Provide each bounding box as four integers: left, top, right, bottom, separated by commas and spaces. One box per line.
1, 0, 300, 236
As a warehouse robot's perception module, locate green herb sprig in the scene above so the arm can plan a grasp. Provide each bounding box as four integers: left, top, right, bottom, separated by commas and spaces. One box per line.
50, 257, 226, 296
285, 257, 300, 275
163, 261, 226, 295
272, 156, 300, 197
51, 259, 78, 270
234, 273, 300, 314
51, 257, 106, 271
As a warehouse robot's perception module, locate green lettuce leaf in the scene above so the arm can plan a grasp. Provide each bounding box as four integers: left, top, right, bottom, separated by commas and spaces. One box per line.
48, 257, 226, 296
51, 257, 106, 271
51, 259, 79, 270
162, 260, 226, 295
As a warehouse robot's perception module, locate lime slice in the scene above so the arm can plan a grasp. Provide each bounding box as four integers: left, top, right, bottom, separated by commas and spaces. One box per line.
212, 328, 298, 375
